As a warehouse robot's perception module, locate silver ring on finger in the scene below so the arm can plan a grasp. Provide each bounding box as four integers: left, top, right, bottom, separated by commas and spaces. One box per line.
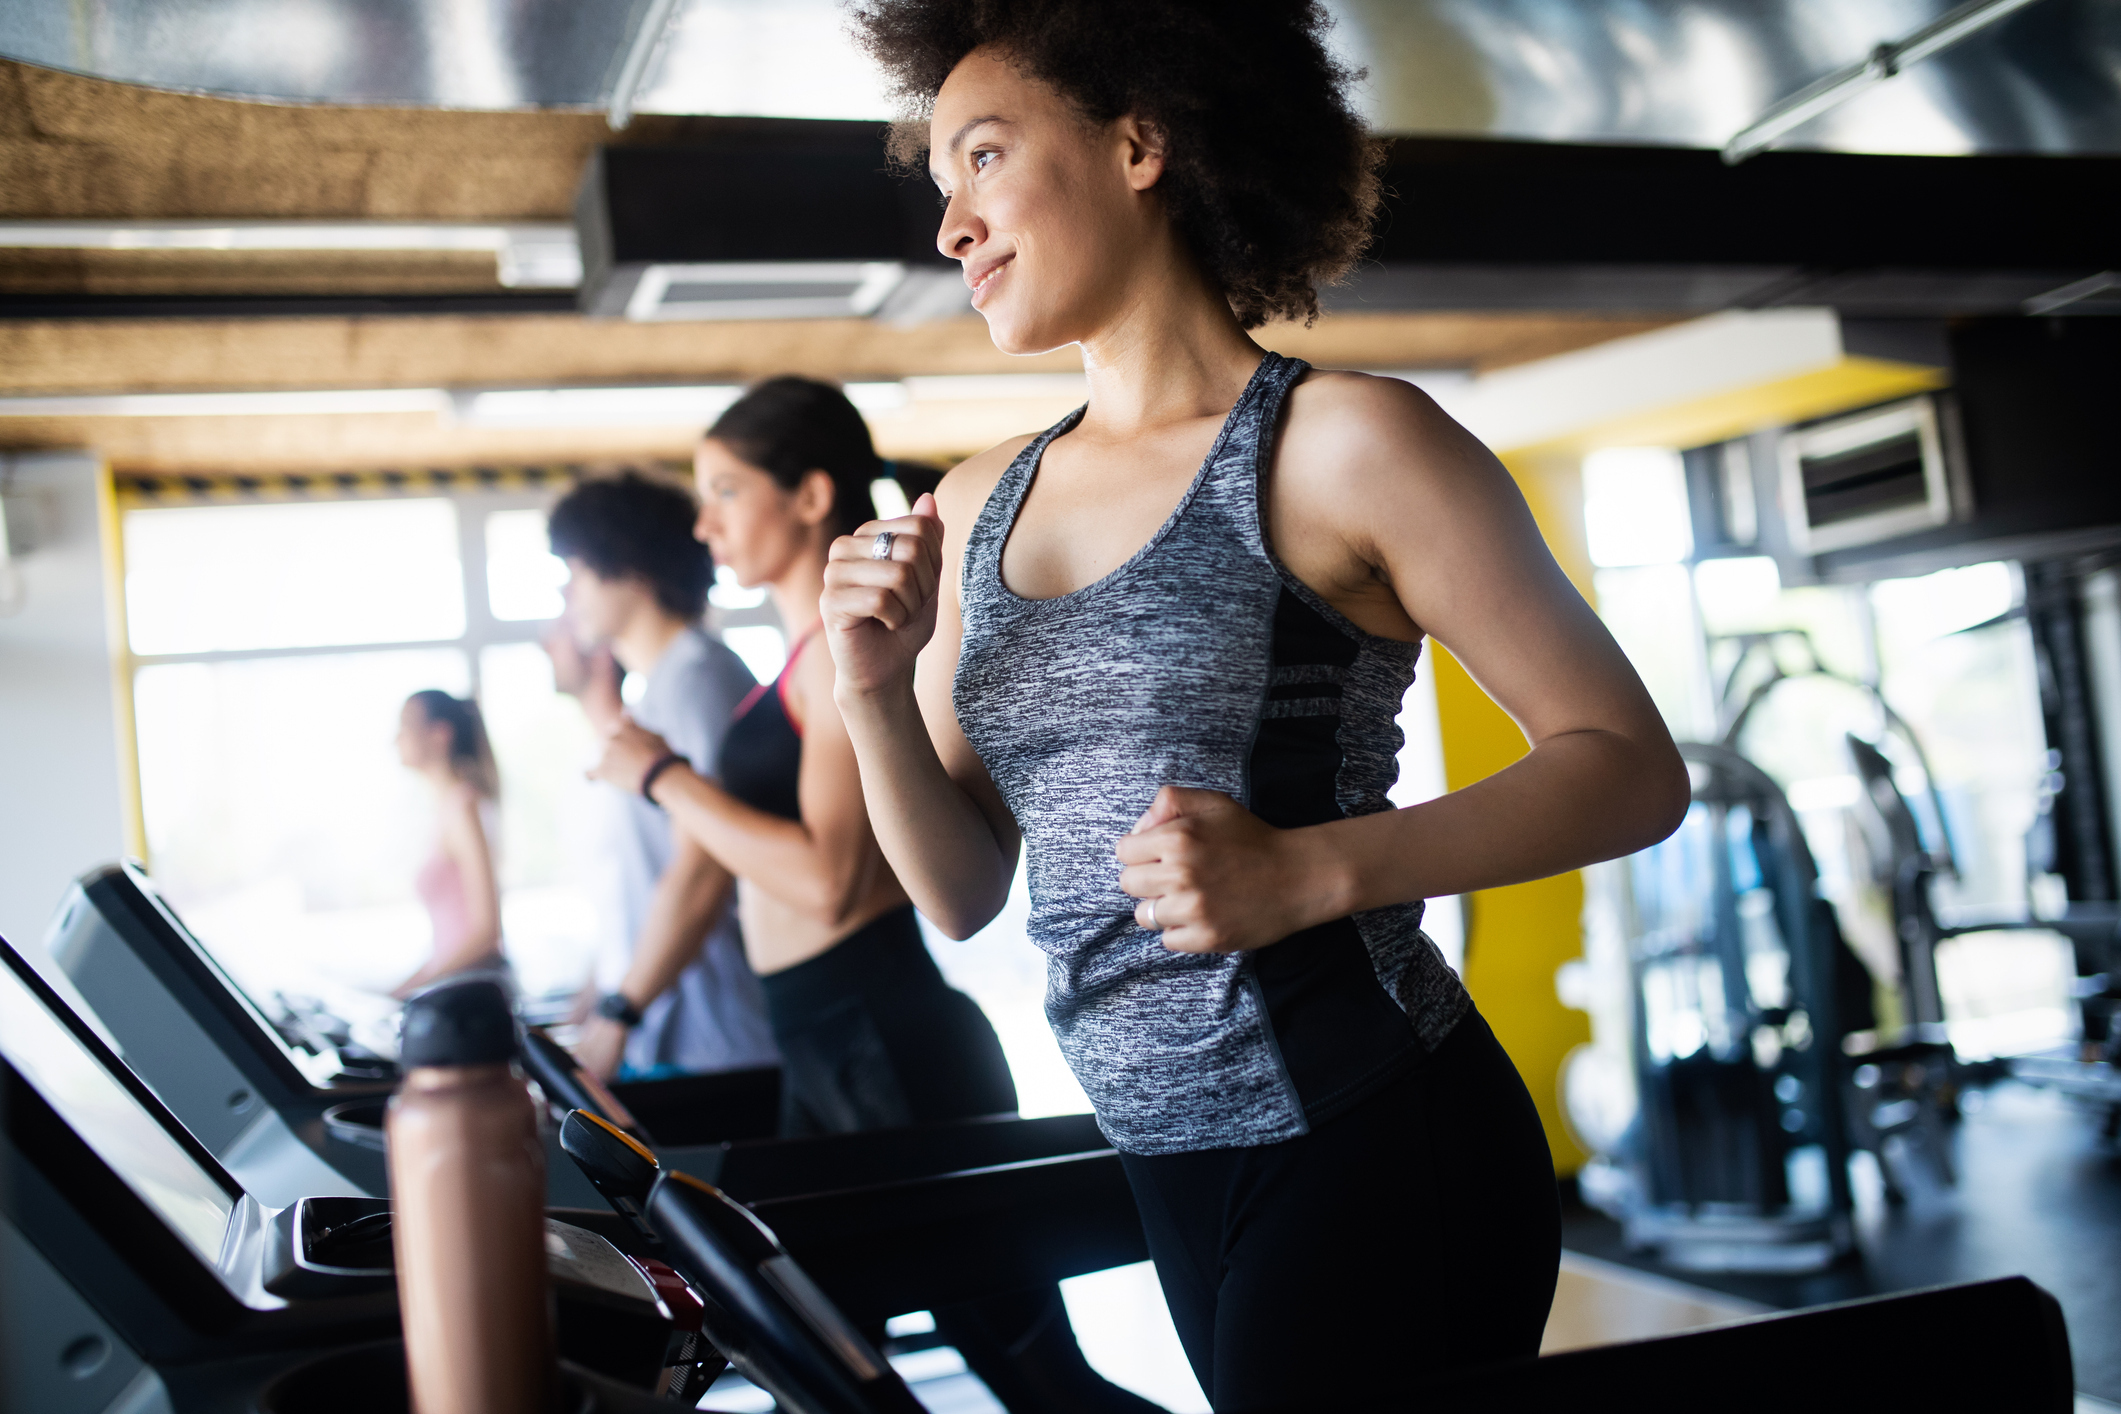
871, 531, 897, 561
1145, 897, 1160, 930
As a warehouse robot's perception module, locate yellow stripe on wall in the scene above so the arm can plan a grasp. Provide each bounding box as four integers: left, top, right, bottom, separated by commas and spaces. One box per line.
93, 457, 150, 865
1430, 450, 1597, 1174
1505, 355, 1946, 460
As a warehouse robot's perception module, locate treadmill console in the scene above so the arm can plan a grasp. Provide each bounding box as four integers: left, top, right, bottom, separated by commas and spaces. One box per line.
1, 939, 697, 1412
44, 862, 395, 1201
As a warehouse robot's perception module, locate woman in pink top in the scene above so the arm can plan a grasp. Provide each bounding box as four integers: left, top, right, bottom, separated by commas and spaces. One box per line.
392, 689, 504, 997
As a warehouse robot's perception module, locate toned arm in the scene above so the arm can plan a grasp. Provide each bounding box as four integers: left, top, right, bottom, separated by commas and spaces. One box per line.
1114, 372, 1690, 952
617, 834, 736, 1006
596, 641, 893, 929
823, 451, 1028, 940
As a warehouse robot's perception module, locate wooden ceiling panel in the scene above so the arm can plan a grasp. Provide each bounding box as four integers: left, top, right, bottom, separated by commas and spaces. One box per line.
0, 311, 1669, 470
0, 311, 1664, 397
0, 58, 1672, 471
0, 57, 850, 222
0, 248, 507, 295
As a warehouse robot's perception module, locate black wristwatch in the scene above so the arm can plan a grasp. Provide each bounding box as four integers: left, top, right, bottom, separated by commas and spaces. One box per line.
639, 751, 688, 805
595, 992, 645, 1029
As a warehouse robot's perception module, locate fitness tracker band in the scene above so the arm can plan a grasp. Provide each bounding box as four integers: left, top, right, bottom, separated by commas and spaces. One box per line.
639, 751, 688, 805
595, 992, 645, 1029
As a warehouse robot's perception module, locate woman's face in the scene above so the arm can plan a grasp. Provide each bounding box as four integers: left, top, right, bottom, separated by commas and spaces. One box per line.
929, 47, 1168, 355
396, 701, 446, 771
693, 439, 828, 588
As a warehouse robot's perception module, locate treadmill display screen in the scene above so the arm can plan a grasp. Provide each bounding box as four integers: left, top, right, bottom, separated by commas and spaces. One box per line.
113, 863, 350, 1088
0, 961, 234, 1264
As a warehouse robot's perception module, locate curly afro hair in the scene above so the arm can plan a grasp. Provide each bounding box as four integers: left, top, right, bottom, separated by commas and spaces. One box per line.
547, 471, 713, 621
849, 0, 1381, 329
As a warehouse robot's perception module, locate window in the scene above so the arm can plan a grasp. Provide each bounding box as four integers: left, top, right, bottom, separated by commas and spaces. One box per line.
120, 486, 602, 1020
126, 498, 466, 654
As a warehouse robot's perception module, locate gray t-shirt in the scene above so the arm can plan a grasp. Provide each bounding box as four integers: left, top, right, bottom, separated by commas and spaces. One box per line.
592, 626, 779, 1076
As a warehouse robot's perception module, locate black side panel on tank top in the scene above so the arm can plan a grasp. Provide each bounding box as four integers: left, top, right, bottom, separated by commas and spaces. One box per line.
718, 685, 803, 822
1247, 586, 1426, 1123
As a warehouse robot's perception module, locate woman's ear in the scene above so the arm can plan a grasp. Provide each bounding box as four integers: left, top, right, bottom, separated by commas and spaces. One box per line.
793, 468, 838, 529
1116, 114, 1167, 193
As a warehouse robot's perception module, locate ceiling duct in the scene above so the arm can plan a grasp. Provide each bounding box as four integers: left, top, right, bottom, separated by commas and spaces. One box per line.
574, 138, 966, 324
5, 0, 2119, 158
1337, 138, 2121, 318
580, 133, 2119, 327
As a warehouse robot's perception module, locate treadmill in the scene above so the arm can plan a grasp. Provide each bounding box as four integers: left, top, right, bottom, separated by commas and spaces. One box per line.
6, 923, 2075, 1414
0, 937, 693, 1413
45, 863, 778, 1205
44, 863, 405, 1203
51, 862, 1125, 1210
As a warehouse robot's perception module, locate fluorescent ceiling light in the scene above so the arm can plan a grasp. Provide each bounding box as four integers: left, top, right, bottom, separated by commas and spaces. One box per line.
0, 373, 1110, 427
0, 389, 451, 418
452, 385, 744, 428
0, 221, 582, 288
842, 382, 910, 412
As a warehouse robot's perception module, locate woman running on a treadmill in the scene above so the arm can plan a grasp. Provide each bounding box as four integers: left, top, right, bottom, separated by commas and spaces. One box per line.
819, 3, 1692, 1409
588, 377, 1161, 1414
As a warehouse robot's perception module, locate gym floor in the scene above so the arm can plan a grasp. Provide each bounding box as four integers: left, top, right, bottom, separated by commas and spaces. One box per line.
1564, 1081, 2121, 1408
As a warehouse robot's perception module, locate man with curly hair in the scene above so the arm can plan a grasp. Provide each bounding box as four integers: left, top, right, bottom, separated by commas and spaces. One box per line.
546, 472, 778, 1083
822, 1, 1692, 1407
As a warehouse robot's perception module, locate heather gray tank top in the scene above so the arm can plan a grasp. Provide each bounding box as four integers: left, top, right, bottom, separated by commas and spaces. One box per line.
953, 352, 1470, 1155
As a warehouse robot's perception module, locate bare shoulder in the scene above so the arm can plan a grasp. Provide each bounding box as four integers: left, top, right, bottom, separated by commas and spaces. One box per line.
1275, 368, 1514, 527
1265, 369, 1536, 618
1280, 370, 1489, 479
933, 433, 1038, 533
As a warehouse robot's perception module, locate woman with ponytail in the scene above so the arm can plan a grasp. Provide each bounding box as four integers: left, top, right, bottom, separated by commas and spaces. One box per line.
393, 689, 505, 998
588, 376, 1158, 1414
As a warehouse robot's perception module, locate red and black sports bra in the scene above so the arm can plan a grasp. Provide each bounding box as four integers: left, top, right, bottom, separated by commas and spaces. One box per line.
716, 628, 817, 823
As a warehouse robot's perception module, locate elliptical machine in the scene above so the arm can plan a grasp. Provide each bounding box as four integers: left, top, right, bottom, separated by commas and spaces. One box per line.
1572, 632, 1978, 1269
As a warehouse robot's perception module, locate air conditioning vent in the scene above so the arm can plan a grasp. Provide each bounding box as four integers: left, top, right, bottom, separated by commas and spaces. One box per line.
624, 262, 906, 322
1780, 395, 1957, 554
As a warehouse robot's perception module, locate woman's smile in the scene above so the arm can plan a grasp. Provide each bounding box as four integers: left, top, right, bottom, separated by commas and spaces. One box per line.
967, 251, 1013, 308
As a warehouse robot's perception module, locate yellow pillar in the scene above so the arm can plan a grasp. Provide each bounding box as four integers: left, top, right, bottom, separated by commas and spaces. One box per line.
1432, 451, 1594, 1173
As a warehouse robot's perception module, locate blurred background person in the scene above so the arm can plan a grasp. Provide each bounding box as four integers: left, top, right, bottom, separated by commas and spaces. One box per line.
591, 379, 1157, 1414
547, 471, 778, 1081
390, 690, 503, 998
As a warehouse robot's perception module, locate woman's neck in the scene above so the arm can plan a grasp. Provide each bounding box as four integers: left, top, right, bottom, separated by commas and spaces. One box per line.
767, 543, 829, 643
1076, 239, 1264, 436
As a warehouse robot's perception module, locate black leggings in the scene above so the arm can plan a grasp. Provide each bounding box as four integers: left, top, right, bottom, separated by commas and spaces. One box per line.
760, 908, 1161, 1414
760, 905, 1016, 1133
1121, 1011, 1559, 1413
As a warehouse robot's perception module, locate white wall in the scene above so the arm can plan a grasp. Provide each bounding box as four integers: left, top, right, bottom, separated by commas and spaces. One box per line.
0, 451, 128, 954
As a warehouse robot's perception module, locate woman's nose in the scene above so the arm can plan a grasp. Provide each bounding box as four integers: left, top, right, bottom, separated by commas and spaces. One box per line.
936, 191, 985, 262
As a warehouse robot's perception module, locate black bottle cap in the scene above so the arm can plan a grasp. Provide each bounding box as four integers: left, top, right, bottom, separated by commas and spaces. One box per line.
399, 978, 517, 1068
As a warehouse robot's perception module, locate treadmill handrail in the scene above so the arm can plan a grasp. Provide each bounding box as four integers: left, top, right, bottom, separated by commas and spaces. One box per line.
644, 1170, 923, 1414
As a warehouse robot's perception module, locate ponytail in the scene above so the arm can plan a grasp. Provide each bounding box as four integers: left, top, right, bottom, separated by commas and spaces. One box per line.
707, 378, 894, 536
407, 690, 500, 800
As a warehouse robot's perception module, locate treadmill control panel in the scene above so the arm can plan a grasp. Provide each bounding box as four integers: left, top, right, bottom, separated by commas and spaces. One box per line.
0, 957, 236, 1265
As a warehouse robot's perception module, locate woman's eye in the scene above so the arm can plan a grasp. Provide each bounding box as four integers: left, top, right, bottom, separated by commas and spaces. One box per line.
971, 149, 997, 171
